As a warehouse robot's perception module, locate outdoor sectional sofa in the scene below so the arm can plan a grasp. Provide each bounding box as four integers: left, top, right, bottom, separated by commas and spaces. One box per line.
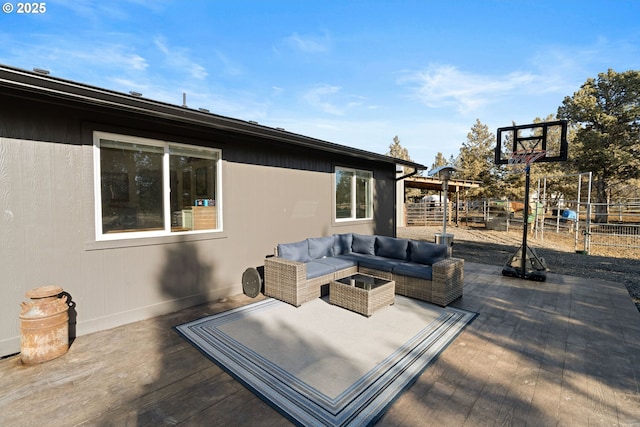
264, 233, 464, 307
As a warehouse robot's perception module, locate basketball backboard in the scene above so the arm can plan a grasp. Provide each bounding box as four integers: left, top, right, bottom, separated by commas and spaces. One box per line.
495, 120, 568, 165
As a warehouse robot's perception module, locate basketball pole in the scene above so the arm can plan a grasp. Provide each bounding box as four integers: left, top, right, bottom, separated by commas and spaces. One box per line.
521, 162, 531, 278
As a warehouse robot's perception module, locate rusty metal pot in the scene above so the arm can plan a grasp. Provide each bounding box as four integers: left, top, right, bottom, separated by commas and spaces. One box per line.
19, 285, 69, 364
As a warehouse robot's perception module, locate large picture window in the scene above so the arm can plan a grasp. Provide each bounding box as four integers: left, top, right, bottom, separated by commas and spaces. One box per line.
335, 167, 373, 220
94, 132, 221, 239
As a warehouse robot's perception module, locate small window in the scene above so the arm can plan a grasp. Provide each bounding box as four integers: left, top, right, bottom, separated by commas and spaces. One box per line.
335, 167, 373, 220
94, 132, 221, 240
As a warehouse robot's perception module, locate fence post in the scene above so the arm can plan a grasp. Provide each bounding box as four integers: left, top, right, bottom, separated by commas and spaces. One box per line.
584, 203, 592, 254
483, 199, 487, 223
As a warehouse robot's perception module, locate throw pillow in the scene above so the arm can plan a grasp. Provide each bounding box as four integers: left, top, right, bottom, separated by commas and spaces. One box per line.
409, 241, 448, 265
308, 236, 335, 259
376, 236, 409, 260
333, 233, 353, 255
277, 240, 311, 262
352, 233, 376, 255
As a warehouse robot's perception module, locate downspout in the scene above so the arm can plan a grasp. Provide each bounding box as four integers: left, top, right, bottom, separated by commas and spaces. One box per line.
395, 167, 421, 181
394, 167, 424, 231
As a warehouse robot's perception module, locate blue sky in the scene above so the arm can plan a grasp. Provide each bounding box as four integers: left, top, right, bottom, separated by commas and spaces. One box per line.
2, 0, 639, 168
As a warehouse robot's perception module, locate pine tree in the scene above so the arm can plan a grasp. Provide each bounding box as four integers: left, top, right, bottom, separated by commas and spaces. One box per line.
457, 119, 499, 198
558, 69, 640, 222
387, 135, 422, 198
387, 135, 419, 175
431, 152, 449, 171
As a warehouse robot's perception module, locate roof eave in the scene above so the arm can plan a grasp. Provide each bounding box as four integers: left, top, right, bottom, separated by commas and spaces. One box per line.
0, 64, 427, 170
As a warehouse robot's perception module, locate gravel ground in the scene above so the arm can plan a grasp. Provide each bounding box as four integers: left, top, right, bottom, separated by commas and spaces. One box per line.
398, 225, 640, 313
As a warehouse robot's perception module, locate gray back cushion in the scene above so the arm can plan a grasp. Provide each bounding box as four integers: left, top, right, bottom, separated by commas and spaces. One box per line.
277, 240, 311, 262
409, 241, 448, 265
376, 236, 409, 260
308, 236, 335, 259
333, 233, 353, 255
352, 233, 376, 255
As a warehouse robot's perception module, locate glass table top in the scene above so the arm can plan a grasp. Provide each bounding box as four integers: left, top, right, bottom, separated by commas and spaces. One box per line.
334, 273, 390, 291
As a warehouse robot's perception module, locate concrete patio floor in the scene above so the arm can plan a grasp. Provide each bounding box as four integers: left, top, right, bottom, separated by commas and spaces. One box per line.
1, 262, 639, 426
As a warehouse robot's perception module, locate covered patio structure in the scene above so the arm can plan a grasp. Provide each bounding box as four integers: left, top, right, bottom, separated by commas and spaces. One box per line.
399, 175, 481, 227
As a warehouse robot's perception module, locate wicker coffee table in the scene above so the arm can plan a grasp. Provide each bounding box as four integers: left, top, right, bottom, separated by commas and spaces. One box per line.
329, 273, 395, 317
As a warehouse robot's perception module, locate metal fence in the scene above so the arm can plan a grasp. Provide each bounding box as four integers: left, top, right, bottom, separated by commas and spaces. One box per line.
407, 198, 640, 259
580, 201, 640, 258
407, 199, 527, 228
406, 201, 445, 226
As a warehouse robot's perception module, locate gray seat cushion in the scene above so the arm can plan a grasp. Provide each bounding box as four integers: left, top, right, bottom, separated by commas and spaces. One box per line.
334, 253, 372, 263
315, 256, 357, 271
357, 255, 407, 273
305, 261, 336, 279
393, 263, 434, 281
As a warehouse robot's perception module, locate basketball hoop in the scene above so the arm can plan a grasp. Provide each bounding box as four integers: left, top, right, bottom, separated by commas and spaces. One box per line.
494, 120, 568, 281
506, 149, 546, 174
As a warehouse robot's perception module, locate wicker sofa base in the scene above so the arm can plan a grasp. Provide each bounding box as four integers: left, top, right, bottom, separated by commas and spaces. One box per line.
264, 257, 463, 307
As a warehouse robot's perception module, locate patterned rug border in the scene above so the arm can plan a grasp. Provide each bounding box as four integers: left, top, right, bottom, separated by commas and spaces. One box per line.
175, 298, 476, 426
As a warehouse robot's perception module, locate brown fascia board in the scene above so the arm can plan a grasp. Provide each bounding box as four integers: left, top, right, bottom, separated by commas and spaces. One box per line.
0, 64, 426, 171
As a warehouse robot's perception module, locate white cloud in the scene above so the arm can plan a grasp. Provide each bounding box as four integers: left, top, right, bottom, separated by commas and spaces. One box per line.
109, 77, 144, 90
399, 64, 543, 113
89, 47, 147, 71
400, 38, 640, 118
154, 37, 208, 80
302, 84, 345, 115
50, 0, 169, 20
301, 84, 376, 116
285, 32, 331, 53
529, 38, 640, 93
2, 40, 149, 84
49, 0, 125, 20
214, 50, 244, 77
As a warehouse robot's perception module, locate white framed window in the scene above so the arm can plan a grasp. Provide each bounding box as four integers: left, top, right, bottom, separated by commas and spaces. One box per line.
93, 132, 221, 240
335, 167, 373, 220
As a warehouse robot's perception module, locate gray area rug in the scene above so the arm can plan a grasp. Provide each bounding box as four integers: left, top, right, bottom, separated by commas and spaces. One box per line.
176, 296, 476, 426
